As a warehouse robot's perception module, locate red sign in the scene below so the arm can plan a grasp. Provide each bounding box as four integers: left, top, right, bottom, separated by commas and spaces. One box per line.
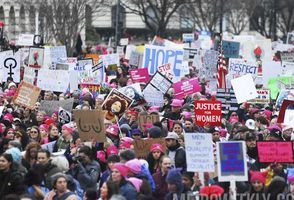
257, 142, 294, 163
129, 68, 150, 83
194, 100, 222, 126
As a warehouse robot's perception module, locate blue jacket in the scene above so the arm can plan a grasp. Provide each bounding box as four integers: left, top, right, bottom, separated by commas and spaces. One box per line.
120, 182, 138, 200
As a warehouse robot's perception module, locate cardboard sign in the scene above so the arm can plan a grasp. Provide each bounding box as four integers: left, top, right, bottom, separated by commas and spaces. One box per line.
28, 47, 44, 69
228, 59, 258, 79
222, 40, 240, 58
73, 109, 106, 142
247, 89, 270, 104
143, 44, 184, 82
182, 33, 195, 43
16, 34, 34, 46
217, 141, 248, 182
257, 141, 294, 163
129, 68, 150, 83
184, 133, 215, 172
231, 74, 258, 104
148, 71, 173, 94
143, 84, 164, 107
173, 78, 201, 99
281, 52, 294, 62
37, 69, 70, 93
216, 88, 239, 114
194, 100, 222, 126
58, 107, 72, 124
13, 81, 41, 109
40, 98, 74, 116
138, 112, 160, 131
133, 138, 166, 158
102, 89, 133, 123
0, 50, 21, 82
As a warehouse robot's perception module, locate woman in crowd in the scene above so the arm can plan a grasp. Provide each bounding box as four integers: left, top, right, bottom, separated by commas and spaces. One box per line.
22, 141, 42, 170
146, 143, 165, 175
172, 121, 185, 136
99, 180, 119, 200
48, 124, 60, 142
28, 126, 41, 143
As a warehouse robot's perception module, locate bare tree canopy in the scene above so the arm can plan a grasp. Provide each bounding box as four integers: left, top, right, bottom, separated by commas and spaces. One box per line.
276, 0, 294, 36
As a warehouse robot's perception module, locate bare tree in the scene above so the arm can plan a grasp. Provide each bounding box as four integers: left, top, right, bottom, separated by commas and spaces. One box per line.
120, 0, 186, 37
276, 0, 294, 37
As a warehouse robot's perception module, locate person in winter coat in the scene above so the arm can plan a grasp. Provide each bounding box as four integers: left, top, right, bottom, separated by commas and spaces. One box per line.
165, 132, 186, 171
165, 168, 185, 200
111, 163, 137, 200
68, 146, 101, 191
0, 153, 26, 197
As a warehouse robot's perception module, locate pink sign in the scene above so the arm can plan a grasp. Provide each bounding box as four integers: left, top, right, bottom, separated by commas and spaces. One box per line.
130, 68, 150, 83
257, 142, 294, 163
173, 78, 201, 99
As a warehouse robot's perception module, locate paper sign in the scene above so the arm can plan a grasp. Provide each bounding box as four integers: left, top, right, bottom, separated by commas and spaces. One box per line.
281, 52, 294, 63
257, 142, 294, 163
129, 51, 143, 67
125, 45, 137, 60
19, 48, 30, 67
284, 109, 294, 126
184, 133, 215, 172
200, 50, 218, 80
76, 59, 93, 71
143, 44, 184, 82
129, 68, 150, 83
194, 100, 222, 126
173, 78, 201, 99
79, 60, 104, 85
58, 107, 72, 124
143, 84, 164, 107
50, 46, 67, 69
148, 71, 173, 94
28, 47, 44, 69
13, 81, 41, 109
133, 138, 166, 158
182, 33, 195, 43
40, 98, 74, 116
102, 53, 120, 68
231, 74, 258, 104
0, 51, 21, 82
138, 112, 160, 131
120, 38, 129, 46
217, 141, 248, 182
222, 40, 240, 58
228, 59, 258, 79
37, 69, 70, 93
102, 89, 133, 123
73, 109, 106, 142
16, 34, 34, 46
247, 89, 270, 104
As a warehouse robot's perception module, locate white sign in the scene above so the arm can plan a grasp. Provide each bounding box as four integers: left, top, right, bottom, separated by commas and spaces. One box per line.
182, 33, 194, 43
0, 51, 21, 82
228, 59, 258, 78
284, 109, 294, 126
120, 38, 129, 46
184, 133, 215, 172
231, 74, 258, 104
16, 34, 34, 46
281, 52, 294, 63
143, 84, 164, 107
125, 45, 137, 60
37, 69, 70, 92
102, 53, 120, 67
50, 46, 67, 69
23, 67, 35, 84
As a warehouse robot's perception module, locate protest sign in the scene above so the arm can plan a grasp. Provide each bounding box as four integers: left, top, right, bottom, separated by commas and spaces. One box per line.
133, 138, 166, 158
216, 88, 239, 114
281, 52, 294, 63
76, 59, 93, 71
268, 76, 294, 99
19, 48, 30, 67
277, 99, 294, 123
217, 141, 248, 182
183, 48, 201, 62
158, 63, 174, 81
284, 109, 294, 125
222, 40, 240, 58
16, 34, 34, 46
276, 89, 294, 109
69, 71, 79, 92
79, 61, 104, 85
13, 81, 41, 109
143, 44, 184, 82
129, 68, 150, 83
73, 109, 106, 142
228, 59, 258, 79
119, 83, 144, 106
173, 78, 201, 99
231, 74, 258, 104
194, 100, 222, 126
102, 53, 120, 70
287, 32, 294, 45
184, 133, 214, 172
182, 33, 195, 43
138, 112, 160, 131
85, 54, 100, 65
58, 107, 72, 124
198, 35, 212, 50
28, 47, 44, 69
40, 98, 74, 116
120, 38, 129, 46
0, 50, 21, 82
129, 51, 143, 67
200, 50, 218, 80
148, 71, 173, 94
257, 141, 294, 163
37, 69, 70, 93
116, 46, 124, 58
102, 89, 133, 123
143, 84, 164, 107
50, 46, 67, 69
247, 89, 270, 104
125, 45, 136, 60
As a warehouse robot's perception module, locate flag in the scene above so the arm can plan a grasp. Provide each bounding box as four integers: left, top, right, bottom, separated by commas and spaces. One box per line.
217, 41, 228, 89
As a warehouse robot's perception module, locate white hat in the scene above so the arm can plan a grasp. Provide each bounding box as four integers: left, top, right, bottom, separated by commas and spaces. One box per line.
245, 119, 255, 130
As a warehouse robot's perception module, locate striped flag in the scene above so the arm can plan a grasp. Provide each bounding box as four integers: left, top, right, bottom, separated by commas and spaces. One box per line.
216, 41, 228, 89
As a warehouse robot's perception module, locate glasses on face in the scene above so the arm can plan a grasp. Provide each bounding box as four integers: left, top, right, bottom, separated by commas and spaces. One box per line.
30, 131, 38, 134
231, 114, 237, 117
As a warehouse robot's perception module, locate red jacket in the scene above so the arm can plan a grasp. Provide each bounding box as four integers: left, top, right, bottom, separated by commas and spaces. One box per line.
152, 170, 168, 200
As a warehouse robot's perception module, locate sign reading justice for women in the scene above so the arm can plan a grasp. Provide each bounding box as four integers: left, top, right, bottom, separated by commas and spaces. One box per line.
194, 100, 222, 126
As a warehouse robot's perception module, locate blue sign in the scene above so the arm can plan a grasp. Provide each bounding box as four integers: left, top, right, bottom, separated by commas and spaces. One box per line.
222, 41, 240, 58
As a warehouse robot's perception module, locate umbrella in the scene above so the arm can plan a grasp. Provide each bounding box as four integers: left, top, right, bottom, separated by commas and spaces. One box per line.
199, 185, 224, 199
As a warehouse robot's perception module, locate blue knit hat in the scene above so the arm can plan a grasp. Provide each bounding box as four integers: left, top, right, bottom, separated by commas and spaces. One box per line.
5, 147, 22, 163
166, 168, 183, 192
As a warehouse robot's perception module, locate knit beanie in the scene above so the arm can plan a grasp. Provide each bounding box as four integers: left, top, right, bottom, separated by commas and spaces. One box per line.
125, 158, 142, 175
250, 171, 268, 184
112, 163, 129, 177
166, 168, 183, 192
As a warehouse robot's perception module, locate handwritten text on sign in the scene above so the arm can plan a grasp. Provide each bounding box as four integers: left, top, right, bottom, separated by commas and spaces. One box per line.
184, 133, 215, 172
194, 100, 222, 126
257, 141, 294, 163
228, 59, 258, 78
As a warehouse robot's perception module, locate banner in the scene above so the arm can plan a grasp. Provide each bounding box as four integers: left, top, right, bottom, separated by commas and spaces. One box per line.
194, 100, 222, 126
129, 68, 150, 83
13, 81, 41, 109
40, 98, 74, 116
0, 50, 21, 82
184, 133, 214, 172
173, 78, 201, 99
133, 138, 166, 158
228, 59, 258, 79
138, 112, 160, 131
28, 47, 44, 69
281, 52, 294, 63
222, 40, 240, 58
143, 44, 184, 82
247, 89, 270, 104
217, 141, 248, 182
73, 109, 106, 142
37, 69, 70, 93
148, 71, 173, 94
257, 141, 294, 163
